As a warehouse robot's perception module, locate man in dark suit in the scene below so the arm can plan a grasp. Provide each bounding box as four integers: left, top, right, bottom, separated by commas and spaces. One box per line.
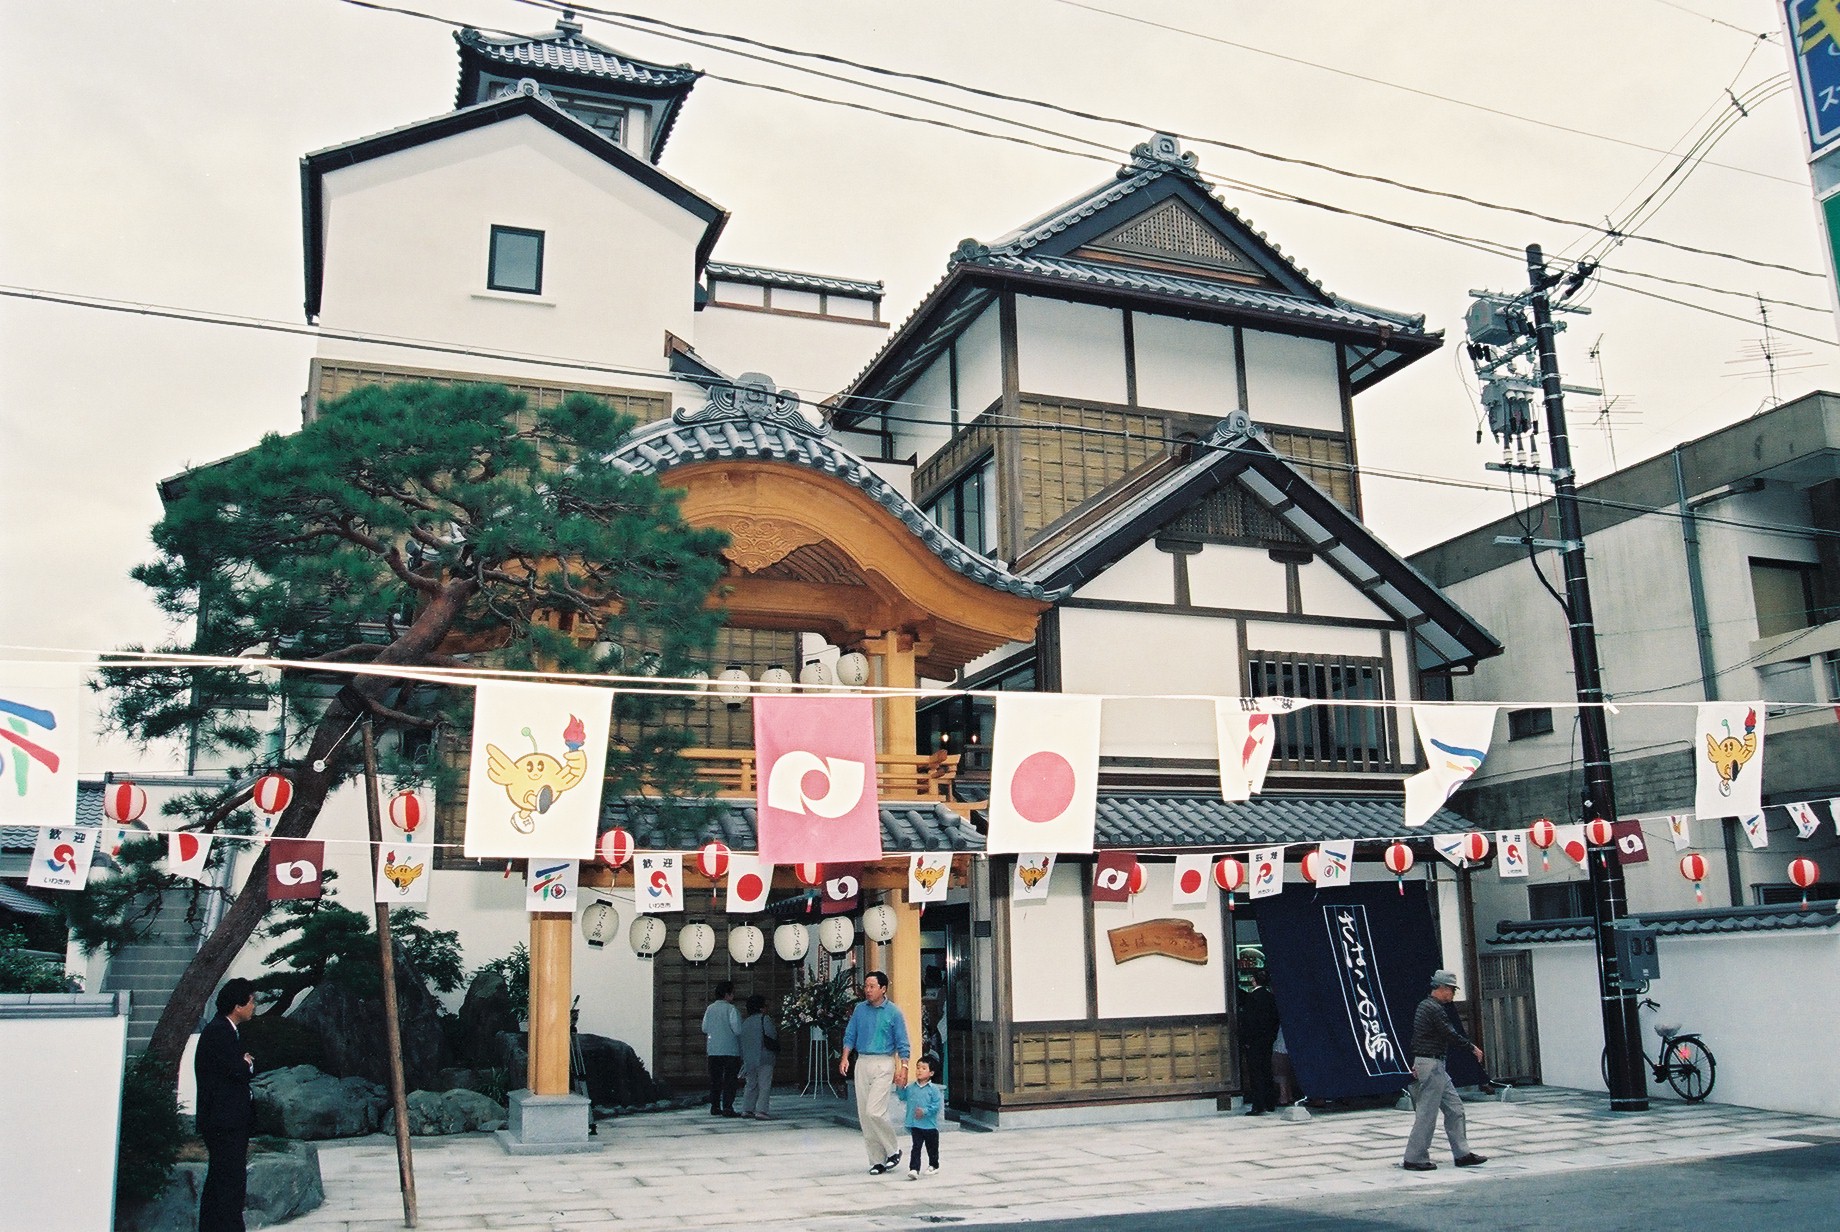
195, 978, 257, 1232
1238, 967, 1281, 1115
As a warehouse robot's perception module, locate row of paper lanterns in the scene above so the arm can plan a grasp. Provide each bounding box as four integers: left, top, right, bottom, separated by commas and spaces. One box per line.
699, 653, 873, 709
579, 899, 901, 965
103, 777, 427, 834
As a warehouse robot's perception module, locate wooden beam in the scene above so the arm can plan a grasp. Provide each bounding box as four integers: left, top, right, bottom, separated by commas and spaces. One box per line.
528, 912, 574, 1096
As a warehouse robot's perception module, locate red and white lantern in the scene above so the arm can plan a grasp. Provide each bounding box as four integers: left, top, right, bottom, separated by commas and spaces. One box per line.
1385, 841, 1415, 895
1585, 818, 1615, 848
695, 840, 731, 880
103, 781, 147, 825
1788, 857, 1821, 909
386, 789, 425, 835
1528, 818, 1557, 872
252, 773, 293, 817
1127, 862, 1148, 896
1299, 849, 1324, 884
1678, 852, 1708, 904
1213, 857, 1245, 910
795, 862, 825, 887
597, 827, 634, 869
1461, 832, 1489, 865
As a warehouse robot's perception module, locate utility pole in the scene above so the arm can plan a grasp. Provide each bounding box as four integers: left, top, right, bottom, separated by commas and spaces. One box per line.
1465, 246, 1647, 1112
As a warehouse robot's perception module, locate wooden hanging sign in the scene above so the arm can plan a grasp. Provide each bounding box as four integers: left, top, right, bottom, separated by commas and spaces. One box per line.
1107, 918, 1209, 965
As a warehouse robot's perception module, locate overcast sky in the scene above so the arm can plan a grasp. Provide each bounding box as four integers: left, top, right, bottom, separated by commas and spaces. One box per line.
3, 0, 1835, 772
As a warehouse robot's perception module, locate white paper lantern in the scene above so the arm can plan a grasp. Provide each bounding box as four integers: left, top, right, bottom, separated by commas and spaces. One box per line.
759, 665, 794, 694
861, 903, 898, 944
773, 922, 811, 963
835, 651, 871, 687
714, 666, 750, 709
580, 897, 620, 949
728, 923, 766, 967
816, 915, 856, 955
678, 921, 717, 964
799, 660, 833, 686
684, 667, 710, 692
629, 915, 666, 959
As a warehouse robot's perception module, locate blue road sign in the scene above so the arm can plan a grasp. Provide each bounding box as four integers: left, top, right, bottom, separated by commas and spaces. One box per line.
1788, 0, 1840, 154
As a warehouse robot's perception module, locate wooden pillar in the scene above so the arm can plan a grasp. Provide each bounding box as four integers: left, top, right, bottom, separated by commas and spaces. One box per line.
866, 631, 918, 757
527, 911, 574, 1096
882, 893, 924, 1059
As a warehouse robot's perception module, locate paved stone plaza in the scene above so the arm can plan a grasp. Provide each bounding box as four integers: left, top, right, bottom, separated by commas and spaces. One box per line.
284, 1088, 1840, 1232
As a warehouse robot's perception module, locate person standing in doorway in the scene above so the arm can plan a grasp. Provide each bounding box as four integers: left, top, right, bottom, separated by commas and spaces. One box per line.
702, 980, 743, 1118
1401, 970, 1488, 1172
195, 978, 257, 1232
1238, 967, 1280, 1115
737, 993, 779, 1120
839, 970, 910, 1174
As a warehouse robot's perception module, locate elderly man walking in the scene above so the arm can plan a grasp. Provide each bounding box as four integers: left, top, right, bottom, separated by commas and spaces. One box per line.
839, 970, 911, 1174
1401, 969, 1488, 1172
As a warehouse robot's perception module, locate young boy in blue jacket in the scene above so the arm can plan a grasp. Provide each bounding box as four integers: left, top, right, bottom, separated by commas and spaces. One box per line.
894, 1052, 944, 1179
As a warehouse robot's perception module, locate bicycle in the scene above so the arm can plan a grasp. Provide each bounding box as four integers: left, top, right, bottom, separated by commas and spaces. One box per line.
1598, 996, 1716, 1102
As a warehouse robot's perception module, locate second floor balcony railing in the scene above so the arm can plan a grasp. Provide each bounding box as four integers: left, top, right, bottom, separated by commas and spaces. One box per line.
681, 748, 960, 801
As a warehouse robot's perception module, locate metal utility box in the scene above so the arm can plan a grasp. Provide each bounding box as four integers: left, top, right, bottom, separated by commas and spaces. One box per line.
1610, 921, 1660, 988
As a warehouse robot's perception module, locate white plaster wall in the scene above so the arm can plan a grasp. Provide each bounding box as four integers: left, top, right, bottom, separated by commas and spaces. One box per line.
691, 305, 888, 403
315, 116, 705, 379
1188, 542, 1288, 612
1299, 558, 1391, 621
956, 304, 1002, 416
1058, 607, 1241, 760
903, 352, 955, 424
1093, 864, 1227, 1019
1132, 313, 1238, 416
1073, 541, 1175, 604
1243, 620, 1389, 659
1006, 861, 1089, 1022
1241, 330, 1344, 433
0, 1006, 126, 1232
1015, 296, 1127, 404
1525, 930, 1840, 1117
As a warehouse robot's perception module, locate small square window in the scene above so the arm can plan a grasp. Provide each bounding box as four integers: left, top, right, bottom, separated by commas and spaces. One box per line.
1507, 707, 1554, 741
488, 225, 545, 295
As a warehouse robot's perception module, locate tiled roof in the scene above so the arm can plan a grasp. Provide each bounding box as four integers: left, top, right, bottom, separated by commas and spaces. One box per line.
705, 262, 883, 298
0, 881, 54, 915
1491, 903, 1840, 945
606, 377, 1061, 603
1090, 793, 1470, 849
456, 27, 700, 90
601, 799, 982, 853
959, 251, 1427, 336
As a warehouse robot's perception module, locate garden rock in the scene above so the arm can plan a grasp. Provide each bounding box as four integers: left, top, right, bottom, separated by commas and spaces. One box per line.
289, 954, 450, 1089
122, 1140, 322, 1231
404, 1088, 507, 1134
577, 1034, 660, 1107
453, 969, 520, 1066
252, 1065, 385, 1139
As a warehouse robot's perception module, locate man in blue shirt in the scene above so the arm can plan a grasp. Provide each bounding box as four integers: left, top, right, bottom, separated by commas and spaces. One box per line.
839, 970, 910, 1173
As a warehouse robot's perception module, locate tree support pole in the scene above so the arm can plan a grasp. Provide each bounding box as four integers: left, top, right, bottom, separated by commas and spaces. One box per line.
1525, 244, 1647, 1113
363, 719, 418, 1225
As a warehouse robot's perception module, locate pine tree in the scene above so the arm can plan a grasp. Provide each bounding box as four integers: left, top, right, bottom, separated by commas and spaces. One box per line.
89, 380, 727, 1083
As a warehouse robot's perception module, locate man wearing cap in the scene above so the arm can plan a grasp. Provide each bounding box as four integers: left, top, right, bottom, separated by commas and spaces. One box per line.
1402, 969, 1488, 1172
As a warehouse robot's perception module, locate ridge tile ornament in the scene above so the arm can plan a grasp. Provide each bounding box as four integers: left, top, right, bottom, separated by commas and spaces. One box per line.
675, 372, 820, 435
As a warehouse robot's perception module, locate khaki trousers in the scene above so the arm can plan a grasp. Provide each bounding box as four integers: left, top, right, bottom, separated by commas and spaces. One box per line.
852, 1054, 900, 1163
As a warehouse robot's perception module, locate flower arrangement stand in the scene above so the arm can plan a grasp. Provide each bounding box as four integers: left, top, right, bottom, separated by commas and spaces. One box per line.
802, 1025, 841, 1099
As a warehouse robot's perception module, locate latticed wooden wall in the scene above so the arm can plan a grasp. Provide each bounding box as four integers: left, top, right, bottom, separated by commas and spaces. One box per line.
309, 360, 674, 429
650, 920, 807, 1092
1007, 1016, 1231, 1100
1015, 398, 1166, 546
1264, 427, 1355, 510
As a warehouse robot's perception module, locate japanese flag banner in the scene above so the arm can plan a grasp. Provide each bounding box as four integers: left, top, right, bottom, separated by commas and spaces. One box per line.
267, 839, 325, 901
1314, 840, 1354, 887
634, 852, 683, 914
1693, 703, 1764, 821
1091, 851, 1136, 903
753, 696, 882, 865
1496, 830, 1529, 878
464, 681, 612, 859
0, 665, 83, 828
1555, 823, 1589, 868
1404, 705, 1498, 827
28, 825, 97, 891
1247, 846, 1286, 900
1667, 814, 1692, 852
1012, 853, 1056, 902
908, 854, 950, 904
167, 831, 213, 884
375, 845, 431, 904
1785, 801, 1821, 840
1215, 697, 1310, 801
986, 694, 1101, 855
526, 859, 580, 913
1171, 853, 1212, 905
726, 854, 773, 913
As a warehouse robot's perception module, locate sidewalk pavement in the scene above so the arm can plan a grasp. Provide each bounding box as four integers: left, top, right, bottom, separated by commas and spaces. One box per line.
283, 1088, 1840, 1232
